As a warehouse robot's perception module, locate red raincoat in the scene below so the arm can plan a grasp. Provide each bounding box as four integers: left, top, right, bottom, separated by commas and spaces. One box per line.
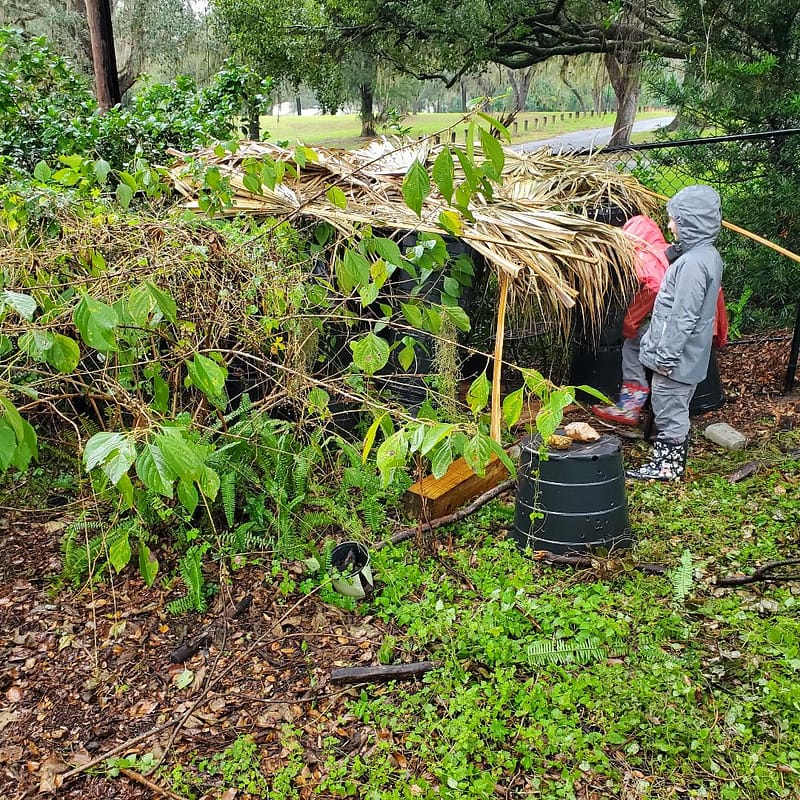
621, 215, 728, 349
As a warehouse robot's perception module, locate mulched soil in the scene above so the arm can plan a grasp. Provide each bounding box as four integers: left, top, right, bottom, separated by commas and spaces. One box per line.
1, 331, 798, 800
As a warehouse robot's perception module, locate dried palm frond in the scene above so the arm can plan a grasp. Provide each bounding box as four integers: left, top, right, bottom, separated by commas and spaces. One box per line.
167, 137, 652, 334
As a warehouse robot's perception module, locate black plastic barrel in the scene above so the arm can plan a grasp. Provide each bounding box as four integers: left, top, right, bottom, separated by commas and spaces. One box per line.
511, 433, 632, 555
570, 299, 627, 401
570, 341, 623, 401
377, 233, 485, 412
690, 348, 724, 415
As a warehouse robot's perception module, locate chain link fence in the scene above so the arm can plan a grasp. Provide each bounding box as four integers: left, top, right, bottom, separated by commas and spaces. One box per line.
573, 129, 800, 391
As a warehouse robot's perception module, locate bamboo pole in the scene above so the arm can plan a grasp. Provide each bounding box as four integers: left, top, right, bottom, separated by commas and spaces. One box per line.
644, 188, 800, 264
490, 270, 510, 442
721, 219, 800, 264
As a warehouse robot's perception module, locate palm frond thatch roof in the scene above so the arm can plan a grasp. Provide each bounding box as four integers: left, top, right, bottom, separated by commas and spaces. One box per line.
167, 137, 657, 332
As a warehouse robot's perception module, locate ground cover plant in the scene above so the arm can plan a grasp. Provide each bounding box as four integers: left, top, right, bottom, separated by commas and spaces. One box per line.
1, 415, 798, 799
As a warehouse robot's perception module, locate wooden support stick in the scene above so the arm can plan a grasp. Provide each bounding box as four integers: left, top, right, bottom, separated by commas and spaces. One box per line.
330, 661, 437, 685
491, 270, 510, 442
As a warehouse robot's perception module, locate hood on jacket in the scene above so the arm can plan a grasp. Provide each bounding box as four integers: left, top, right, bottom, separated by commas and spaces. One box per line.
622, 214, 668, 249
621, 214, 670, 289
666, 185, 722, 251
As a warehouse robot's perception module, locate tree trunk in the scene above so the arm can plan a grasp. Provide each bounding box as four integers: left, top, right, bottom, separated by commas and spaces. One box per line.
460, 80, 467, 113
359, 82, 375, 137
604, 51, 641, 147
70, 0, 136, 98
85, 0, 121, 110
507, 66, 536, 113
295, 95, 302, 116
247, 102, 260, 139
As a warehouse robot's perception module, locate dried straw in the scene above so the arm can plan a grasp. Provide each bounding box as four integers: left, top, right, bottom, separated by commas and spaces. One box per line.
167, 137, 653, 334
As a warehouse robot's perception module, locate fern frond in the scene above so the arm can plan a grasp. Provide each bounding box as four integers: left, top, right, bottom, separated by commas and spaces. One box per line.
275, 527, 305, 560
670, 550, 695, 604
300, 511, 335, 540
220, 471, 237, 527
167, 543, 210, 615
60, 515, 135, 586
527, 638, 628, 667
361, 494, 385, 533
220, 522, 270, 556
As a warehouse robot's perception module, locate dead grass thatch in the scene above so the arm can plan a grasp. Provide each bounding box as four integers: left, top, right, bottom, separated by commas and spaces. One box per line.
168, 137, 657, 335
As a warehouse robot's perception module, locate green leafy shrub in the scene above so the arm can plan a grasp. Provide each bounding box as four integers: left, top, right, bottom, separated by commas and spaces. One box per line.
0, 28, 270, 175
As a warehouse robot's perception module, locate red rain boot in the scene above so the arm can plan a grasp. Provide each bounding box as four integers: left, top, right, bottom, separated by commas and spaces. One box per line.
591, 381, 650, 427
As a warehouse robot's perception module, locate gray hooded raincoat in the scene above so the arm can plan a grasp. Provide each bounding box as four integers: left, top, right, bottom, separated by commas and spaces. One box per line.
639, 185, 723, 386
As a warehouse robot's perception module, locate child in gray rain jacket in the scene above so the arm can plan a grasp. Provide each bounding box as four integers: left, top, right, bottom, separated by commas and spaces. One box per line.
627, 184, 724, 481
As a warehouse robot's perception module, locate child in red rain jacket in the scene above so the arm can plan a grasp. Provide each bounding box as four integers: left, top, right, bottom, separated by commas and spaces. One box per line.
591, 214, 728, 427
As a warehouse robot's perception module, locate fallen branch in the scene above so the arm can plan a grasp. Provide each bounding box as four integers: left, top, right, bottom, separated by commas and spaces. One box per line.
533, 551, 800, 586
330, 661, 438, 685
715, 558, 800, 586
169, 594, 253, 663
533, 551, 668, 576
120, 768, 189, 800
378, 478, 515, 550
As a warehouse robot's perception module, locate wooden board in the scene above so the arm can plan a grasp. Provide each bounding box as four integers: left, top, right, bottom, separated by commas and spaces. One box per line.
403, 397, 579, 520
404, 454, 511, 520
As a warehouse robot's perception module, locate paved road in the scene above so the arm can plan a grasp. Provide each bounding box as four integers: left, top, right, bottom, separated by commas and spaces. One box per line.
515, 115, 674, 154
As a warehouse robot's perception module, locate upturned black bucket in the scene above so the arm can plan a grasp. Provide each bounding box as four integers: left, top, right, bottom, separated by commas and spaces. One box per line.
511, 434, 632, 555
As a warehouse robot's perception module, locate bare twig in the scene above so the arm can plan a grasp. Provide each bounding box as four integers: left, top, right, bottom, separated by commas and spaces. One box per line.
715, 558, 800, 587
533, 551, 800, 587
533, 550, 669, 575
119, 768, 189, 800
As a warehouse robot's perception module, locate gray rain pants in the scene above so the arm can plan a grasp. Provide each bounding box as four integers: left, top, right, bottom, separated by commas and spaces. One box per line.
622, 330, 648, 386
651, 373, 697, 441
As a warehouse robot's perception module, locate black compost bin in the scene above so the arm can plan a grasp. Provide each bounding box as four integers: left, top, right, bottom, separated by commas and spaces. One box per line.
376, 233, 486, 412
690, 348, 724, 415
511, 433, 632, 555
569, 300, 627, 401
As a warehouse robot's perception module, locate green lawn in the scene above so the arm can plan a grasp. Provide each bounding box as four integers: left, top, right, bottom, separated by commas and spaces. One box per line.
261, 109, 670, 149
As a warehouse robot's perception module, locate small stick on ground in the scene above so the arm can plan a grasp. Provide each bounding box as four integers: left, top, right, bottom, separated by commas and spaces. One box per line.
169, 594, 253, 663
726, 461, 760, 484
715, 558, 800, 586
535, 551, 800, 586
533, 551, 669, 576
330, 661, 438, 685
120, 768, 190, 800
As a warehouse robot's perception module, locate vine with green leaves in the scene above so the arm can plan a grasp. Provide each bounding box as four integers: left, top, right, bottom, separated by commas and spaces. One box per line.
0, 67, 596, 605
